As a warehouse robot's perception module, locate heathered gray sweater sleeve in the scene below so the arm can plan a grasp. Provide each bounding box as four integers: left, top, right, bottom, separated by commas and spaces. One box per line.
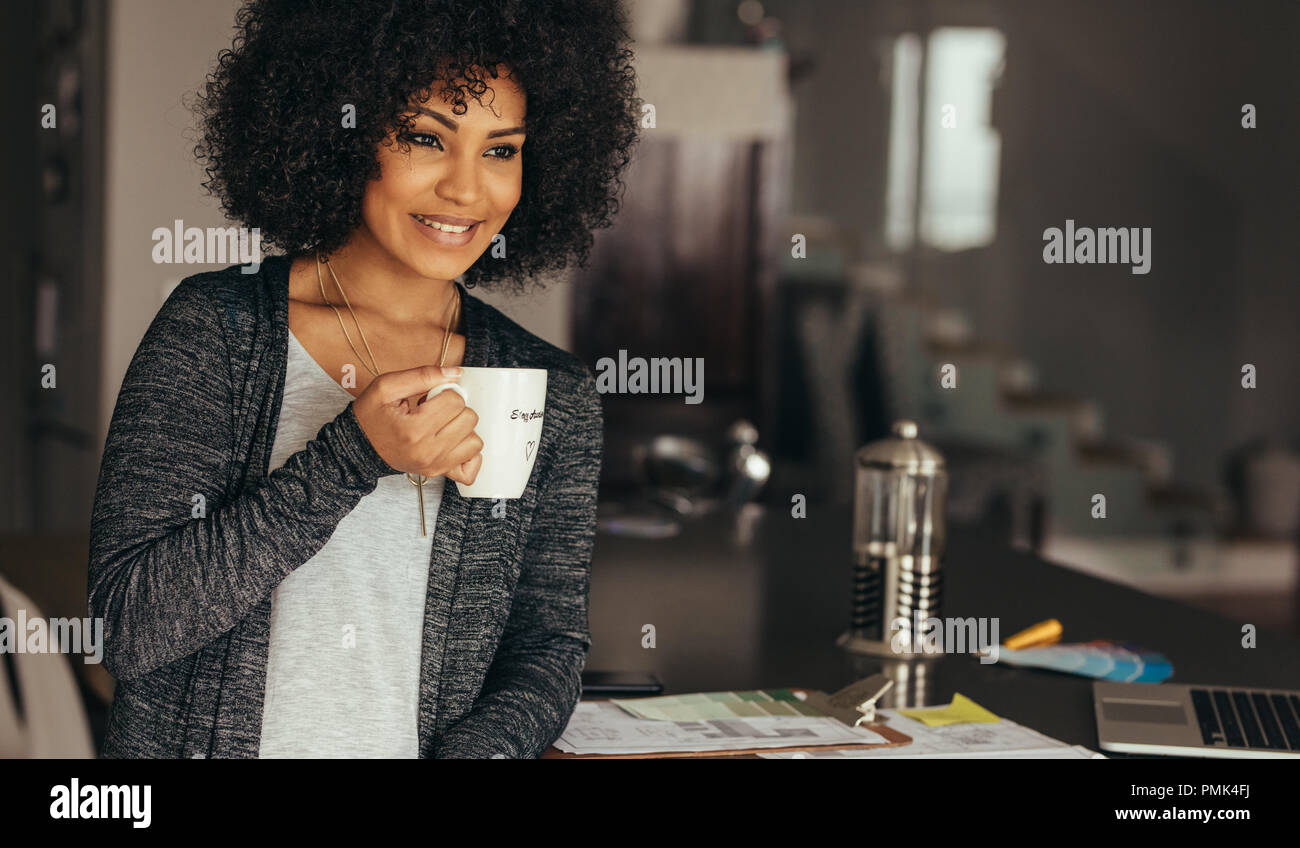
433, 368, 603, 759
89, 279, 398, 681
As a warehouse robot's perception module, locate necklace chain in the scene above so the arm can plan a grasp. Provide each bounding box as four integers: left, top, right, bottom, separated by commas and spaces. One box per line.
313, 252, 462, 536
314, 253, 459, 375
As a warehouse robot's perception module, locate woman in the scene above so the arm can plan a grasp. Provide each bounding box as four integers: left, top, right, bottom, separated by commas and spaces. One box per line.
88, 0, 639, 758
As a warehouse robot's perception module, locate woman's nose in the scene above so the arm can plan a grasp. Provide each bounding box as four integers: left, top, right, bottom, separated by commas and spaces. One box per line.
434, 156, 483, 207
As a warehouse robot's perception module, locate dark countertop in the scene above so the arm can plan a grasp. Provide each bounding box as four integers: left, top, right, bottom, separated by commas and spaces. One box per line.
584, 504, 1300, 750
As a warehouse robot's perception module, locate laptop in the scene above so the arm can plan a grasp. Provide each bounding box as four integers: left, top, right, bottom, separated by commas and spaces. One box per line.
1094, 681, 1300, 757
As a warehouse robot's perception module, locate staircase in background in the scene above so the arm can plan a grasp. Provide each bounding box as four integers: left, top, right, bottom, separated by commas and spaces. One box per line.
874, 287, 1220, 538
859, 277, 1296, 602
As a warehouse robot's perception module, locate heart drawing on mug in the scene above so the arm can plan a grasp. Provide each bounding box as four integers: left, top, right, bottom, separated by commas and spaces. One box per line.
525, 440, 536, 461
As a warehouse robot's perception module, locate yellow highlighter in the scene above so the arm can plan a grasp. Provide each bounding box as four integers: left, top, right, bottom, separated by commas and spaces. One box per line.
1003, 619, 1063, 650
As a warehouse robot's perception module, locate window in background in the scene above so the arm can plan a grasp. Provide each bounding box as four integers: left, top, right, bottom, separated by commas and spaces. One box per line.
886, 27, 1005, 253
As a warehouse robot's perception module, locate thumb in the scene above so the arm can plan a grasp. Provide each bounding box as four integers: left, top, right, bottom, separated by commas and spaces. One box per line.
372, 364, 462, 405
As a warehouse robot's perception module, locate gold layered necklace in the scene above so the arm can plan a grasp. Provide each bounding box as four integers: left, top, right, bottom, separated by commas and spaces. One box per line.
315, 252, 461, 537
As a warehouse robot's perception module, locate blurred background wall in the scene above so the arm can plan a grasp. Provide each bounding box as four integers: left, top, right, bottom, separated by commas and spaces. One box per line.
102, 0, 247, 453
706, 0, 1297, 493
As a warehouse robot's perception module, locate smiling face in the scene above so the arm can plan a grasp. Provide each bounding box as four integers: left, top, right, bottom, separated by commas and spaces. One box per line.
358, 65, 526, 282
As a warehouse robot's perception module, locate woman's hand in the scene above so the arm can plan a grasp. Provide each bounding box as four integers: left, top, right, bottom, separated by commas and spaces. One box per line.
352, 365, 483, 486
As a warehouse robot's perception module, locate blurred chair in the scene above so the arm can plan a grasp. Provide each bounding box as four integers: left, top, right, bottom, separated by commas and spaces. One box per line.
0, 533, 111, 755
0, 573, 95, 757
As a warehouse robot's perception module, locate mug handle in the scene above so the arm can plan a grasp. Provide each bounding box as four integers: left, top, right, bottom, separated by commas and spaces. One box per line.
424, 382, 469, 405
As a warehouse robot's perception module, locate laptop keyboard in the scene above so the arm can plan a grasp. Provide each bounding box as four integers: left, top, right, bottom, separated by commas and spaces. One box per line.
1191, 688, 1300, 750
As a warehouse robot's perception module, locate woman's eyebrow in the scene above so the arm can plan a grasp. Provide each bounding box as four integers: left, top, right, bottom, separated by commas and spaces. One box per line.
413, 105, 525, 138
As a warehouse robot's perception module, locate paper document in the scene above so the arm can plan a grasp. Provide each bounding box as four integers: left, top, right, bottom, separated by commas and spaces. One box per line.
759, 708, 1105, 758
554, 700, 890, 755
762, 743, 1104, 759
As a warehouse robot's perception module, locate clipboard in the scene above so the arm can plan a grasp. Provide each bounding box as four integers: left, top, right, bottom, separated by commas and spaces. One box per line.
542, 675, 912, 758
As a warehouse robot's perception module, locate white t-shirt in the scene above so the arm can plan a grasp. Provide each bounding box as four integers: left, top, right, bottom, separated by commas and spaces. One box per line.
257, 330, 443, 758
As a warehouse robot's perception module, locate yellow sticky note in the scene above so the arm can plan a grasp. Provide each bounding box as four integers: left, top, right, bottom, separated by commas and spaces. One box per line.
897, 693, 1001, 727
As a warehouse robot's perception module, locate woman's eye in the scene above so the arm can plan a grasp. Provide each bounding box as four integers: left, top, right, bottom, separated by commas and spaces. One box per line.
401, 131, 518, 160
405, 132, 443, 150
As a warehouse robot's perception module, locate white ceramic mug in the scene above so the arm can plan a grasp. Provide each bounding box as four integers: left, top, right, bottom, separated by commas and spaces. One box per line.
425, 367, 547, 498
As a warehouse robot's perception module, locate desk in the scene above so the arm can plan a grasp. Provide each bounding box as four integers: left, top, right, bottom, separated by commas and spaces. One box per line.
584, 505, 1300, 750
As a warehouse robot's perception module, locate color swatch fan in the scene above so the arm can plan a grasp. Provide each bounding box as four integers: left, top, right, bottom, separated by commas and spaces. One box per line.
994, 640, 1172, 683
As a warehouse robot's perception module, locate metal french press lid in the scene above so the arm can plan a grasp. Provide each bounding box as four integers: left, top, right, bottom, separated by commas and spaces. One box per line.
855, 420, 946, 473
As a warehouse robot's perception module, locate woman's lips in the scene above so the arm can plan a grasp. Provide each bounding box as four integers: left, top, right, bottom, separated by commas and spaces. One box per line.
410, 213, 480, 247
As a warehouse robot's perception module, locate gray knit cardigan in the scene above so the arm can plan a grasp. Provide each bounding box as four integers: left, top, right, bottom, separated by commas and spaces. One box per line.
88, 255, 602, 758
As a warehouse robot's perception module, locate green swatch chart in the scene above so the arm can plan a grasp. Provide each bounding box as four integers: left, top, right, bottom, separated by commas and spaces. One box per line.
611, 689, 831, 722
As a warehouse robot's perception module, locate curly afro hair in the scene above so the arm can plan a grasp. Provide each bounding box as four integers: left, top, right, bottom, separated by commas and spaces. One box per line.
194, 0, 641, 292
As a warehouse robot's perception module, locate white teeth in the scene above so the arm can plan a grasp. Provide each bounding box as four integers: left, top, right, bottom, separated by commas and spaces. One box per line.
414, 214, 473, 233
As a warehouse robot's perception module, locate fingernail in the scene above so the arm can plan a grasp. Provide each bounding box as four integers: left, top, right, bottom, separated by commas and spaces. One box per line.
441, 366, 462, 377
